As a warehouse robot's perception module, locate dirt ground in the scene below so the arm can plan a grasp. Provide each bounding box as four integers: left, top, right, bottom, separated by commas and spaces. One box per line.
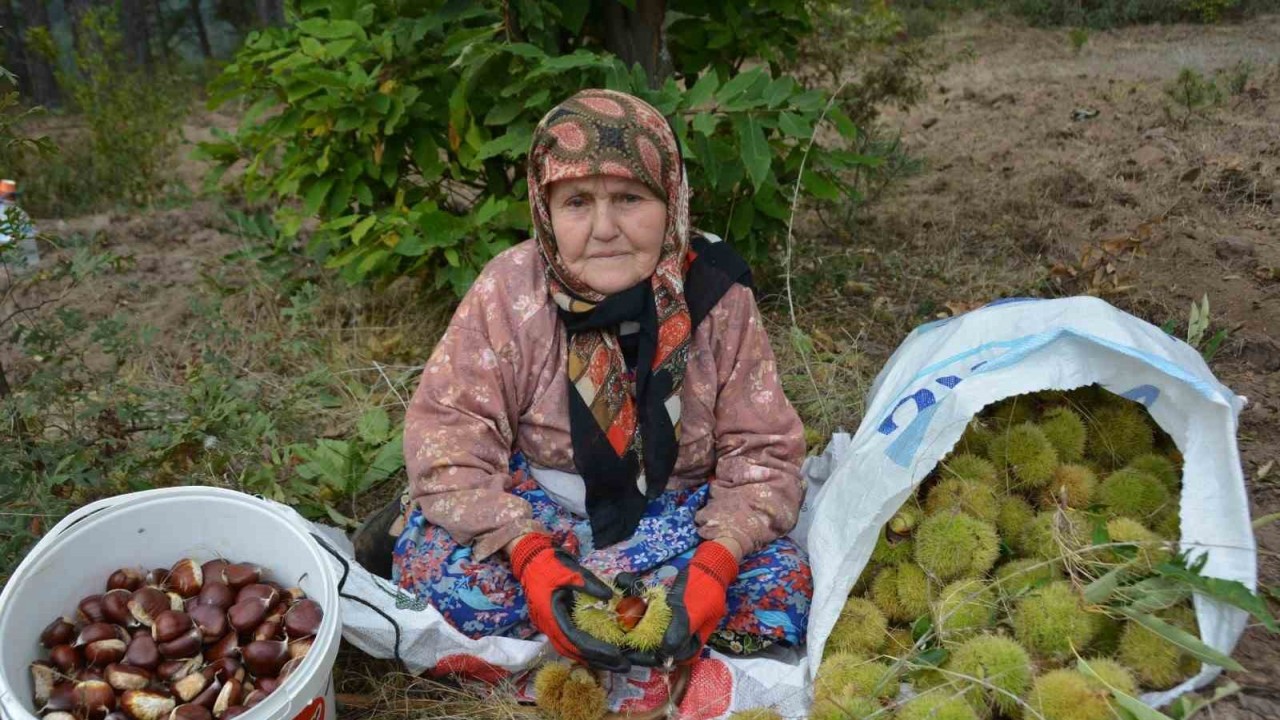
6, 11, 1279, 718
855, 13, 1280, 717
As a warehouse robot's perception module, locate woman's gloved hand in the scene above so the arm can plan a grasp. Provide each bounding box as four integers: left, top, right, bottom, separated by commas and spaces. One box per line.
510, 533, 631, 672
657, 541, 740, 663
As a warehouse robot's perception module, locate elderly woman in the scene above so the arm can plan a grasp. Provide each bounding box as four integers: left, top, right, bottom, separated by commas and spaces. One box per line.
389, 89, 811, 673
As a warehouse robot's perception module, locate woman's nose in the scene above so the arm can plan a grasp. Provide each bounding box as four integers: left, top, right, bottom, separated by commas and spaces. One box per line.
591, 201, 621, 241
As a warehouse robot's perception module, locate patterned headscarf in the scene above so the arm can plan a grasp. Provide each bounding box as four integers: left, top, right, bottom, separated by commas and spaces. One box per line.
528, 89, 693, 547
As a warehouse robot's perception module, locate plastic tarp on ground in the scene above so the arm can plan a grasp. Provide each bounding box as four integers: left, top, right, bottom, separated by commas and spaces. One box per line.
309, 295, 1254, 717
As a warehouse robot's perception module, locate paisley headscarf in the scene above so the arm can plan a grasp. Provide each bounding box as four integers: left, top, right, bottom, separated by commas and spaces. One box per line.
527, 89, 693, 547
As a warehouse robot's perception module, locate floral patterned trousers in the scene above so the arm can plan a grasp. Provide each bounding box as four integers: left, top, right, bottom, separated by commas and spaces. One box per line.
391, 453, 812, 654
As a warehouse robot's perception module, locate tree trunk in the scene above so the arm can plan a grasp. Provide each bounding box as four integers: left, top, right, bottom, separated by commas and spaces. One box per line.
150, 0, 173, 63
188, 0, 213, 59
0, 0, 32, 97
16, 0, 59, 106
254, 0, 284, 26
599, 0, 671, 88
65, 0, 94, 54
119, 0, 152, 70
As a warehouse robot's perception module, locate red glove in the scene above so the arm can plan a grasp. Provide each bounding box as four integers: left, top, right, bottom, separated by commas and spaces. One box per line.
659, 541, 740, 663
510, 533, 630, 672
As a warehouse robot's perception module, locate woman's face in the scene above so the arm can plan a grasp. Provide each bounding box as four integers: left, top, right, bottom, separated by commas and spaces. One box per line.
547, 175, 668, 296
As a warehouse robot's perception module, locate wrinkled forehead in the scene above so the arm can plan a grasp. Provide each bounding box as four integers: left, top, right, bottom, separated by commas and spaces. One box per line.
529, 89, 680, 201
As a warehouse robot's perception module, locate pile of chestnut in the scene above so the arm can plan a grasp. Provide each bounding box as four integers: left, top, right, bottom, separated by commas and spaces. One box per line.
29, 558, 323, 720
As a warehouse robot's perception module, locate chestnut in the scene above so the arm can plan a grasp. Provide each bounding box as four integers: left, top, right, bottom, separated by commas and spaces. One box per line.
46, 681, 77, 712
171, 672, 207, 703
78, 595, 107, 625
157, 628, 202, 659
40, 617, 77, 648
201, 560, 229, 584
212, 679, 242, 717
108, 568, 145, 592
106, 664, 152, 692
235, 584, 278, 609
75, 667, 106, 683
44, 713, 78, 720
167, 559, 203, 598
156, 658, 201, 683
73, 679, 117, 718
30, 661, 57, 706
241, 640, 288, 678
280, 656, 303, 680
220, 707, 247, 720
252, 620, 282, 643
280, 587, 306, 605
124, 634, 161, 671
120, 689, 177, 720
196, 583, 234, 611
190, 675, 222, 710
287, 637, 312, 660
204, 633, 240, 663
129, 588, 169, 627
188, 605, 227, 643
76, 623, 127, 647
167, 593, 186, 612
146, 568, 171, 590
284, 599, 322, 638
241, 690, 267, 708
170, 705, 212, 720
151, 611, 194, 644
221, 564, 260, 591
253, 677, 279, 695
50, 644, 83, 673
105, 713, 131, 720
85, 639, 128, 666
103, 589, 135, 626
226, 598, 270, 635
207, 658, 243, 684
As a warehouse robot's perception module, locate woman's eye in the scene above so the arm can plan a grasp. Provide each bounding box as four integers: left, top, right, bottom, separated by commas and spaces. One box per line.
622, 194, 642, 203
566, 196, 587, 208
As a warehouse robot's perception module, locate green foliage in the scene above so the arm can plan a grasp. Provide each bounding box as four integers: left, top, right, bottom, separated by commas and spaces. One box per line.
201, 0, 877, 295
1184, 294, 1230, 363
21, 8, 186, 210
1165, 68, 1224, 126
1068, 27, 1089, 54
290, 407, 404, 527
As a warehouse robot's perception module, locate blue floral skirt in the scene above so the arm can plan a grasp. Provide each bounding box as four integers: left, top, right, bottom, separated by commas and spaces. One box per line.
391, 453, 812, 654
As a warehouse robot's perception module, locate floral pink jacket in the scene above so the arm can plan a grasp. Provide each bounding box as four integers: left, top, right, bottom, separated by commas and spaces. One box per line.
403, 240, 805, 561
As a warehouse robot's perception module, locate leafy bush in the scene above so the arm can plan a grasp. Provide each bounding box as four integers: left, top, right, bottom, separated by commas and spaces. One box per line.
16, 7, 188, 212
200, 0, 884, 295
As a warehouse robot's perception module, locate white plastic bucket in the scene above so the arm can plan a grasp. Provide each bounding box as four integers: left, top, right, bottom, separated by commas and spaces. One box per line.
0, 487, 341, 720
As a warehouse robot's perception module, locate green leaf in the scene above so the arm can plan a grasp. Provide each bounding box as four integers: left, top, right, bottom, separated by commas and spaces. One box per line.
1084, 563, 1134, 604
778, 111, 812, 139
1117, 609, 1244, 672
483, 99, 525, 126
357, 406, 391, 443
351, 215, 377, 243
686, 72, 720, 108
303, 177, 334, 216
802, 168, 840, 201
764, 76, 796, 108
715, 67, 765, 107
1077, 657, 1175, 720
733, 114, 771, 190
1121, 577, 1191, 614
1153, 561, 1279, 632
828, 106, 858, 139
692, 112, 718, 137
558, 0, 590, 34
297, 18, 367, 41
364, 436, 405, 486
